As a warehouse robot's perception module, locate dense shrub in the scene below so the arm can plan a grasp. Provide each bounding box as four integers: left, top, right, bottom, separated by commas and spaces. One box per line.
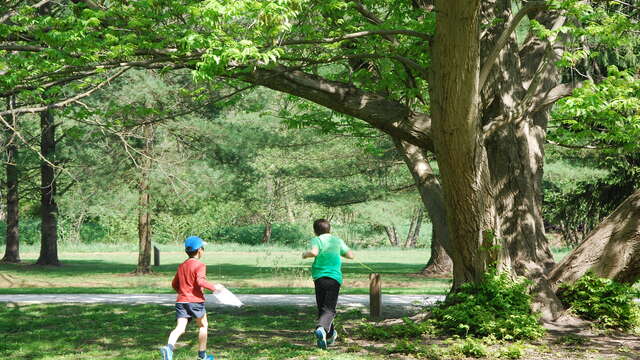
557, 272, 640, 330
430, 271, 545, 340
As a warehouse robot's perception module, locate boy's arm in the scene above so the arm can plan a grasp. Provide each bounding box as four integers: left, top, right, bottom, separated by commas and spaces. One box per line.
302, 247, 319, 259
196, 264, 217, 292
340, 238, 355, 259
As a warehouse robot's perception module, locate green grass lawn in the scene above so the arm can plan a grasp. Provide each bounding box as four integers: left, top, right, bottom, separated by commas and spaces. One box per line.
0, 243, 452, 295
0, 243, 573, 295
0, 303, 384, 360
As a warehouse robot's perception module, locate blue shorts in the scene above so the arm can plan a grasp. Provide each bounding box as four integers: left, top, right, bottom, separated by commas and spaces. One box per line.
175, 302, 206, 319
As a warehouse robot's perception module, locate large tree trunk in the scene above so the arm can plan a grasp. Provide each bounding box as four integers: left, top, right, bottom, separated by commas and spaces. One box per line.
479, 5, 566, 320
549, 189, 640, 288
2, 96, 20, 263
431, 0, 496, 289
36, 109, 59, 266
394, 140, 452, 276
135, 123, 153, 274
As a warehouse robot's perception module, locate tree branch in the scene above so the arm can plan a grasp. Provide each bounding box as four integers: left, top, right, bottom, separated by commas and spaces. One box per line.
0, 67, 130, 117
234, 66, 434, 151
480, 1, 548, 89
0, 44, 46, 52
0, 0, 52, 24
530, 81, 583, 111
280, 29, 431, 46
350, 0, 384, 25
546, 139, 616, 150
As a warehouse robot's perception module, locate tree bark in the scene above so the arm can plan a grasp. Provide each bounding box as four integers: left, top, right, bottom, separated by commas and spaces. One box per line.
394, 139, 452, 276
261, 222, 272, 243
2, 96, 20, 263
36, 109, 59, 266
431, 0, 495, 289
549, 189, 640, 288
480, 6, 566, 320
135, 123, 153, 274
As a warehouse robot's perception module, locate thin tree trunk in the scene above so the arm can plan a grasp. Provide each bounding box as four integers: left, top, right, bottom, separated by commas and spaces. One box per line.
549, 189, 640, 288
36, 109, 59, 266
404, 208, 417, 247
394, 139, 453, 276
286, 200, 295, 223
408, 208, 423, 248
404, 208, 420, 248
261, 222, 272, 243
135, 123, 153, 274
2, 96, 20, 263
384, 225, 399, 246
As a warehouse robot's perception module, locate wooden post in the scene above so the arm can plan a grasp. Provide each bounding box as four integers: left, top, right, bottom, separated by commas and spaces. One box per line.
369, 273, 381, 320
153, 245, 160, 267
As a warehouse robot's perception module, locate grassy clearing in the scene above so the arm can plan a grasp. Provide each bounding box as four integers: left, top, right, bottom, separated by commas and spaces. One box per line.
0, 243, 452, 295
0, 303, 375, 360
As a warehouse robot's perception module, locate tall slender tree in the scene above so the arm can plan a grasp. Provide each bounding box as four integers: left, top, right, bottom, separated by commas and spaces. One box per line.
135, 122, 154, 274
36, 109, 59, 266
2, 96, 20, 263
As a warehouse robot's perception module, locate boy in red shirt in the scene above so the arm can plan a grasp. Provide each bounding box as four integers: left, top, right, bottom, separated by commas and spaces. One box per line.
160, 236, 222, 360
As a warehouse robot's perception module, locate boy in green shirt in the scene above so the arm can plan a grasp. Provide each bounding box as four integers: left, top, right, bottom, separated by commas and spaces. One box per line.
302, 219, 354, 349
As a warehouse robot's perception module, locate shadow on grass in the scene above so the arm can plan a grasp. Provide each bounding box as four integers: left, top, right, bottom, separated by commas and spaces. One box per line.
0, 303, 375, 360
0, 261, 452, 296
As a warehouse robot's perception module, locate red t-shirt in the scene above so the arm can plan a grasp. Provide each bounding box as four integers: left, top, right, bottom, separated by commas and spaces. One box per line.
172, 258, 216, 303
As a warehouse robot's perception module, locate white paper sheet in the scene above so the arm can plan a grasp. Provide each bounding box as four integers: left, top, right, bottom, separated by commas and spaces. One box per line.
212, 287, 243, 307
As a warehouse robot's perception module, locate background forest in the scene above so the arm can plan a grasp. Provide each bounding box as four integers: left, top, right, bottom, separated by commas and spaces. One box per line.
1, 67, 635, 252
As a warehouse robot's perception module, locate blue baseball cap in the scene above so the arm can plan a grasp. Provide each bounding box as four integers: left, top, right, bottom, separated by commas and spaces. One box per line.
184, 236, 207, 252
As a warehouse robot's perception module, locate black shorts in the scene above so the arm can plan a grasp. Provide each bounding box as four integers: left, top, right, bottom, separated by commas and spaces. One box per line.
175, 302, 206, 319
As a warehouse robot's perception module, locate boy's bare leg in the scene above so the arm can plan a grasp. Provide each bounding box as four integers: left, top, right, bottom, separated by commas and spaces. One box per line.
195, 314, 208, 351
168, 318, 189, 346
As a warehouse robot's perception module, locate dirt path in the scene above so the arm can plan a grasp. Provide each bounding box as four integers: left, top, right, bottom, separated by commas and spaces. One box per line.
0, 293, 444, 310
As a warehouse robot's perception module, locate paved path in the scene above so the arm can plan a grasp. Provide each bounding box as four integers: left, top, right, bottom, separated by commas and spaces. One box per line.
0, 294, 445, 309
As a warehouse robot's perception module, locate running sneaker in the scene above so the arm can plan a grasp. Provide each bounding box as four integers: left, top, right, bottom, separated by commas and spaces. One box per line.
160, 345, 173, 360
197, 355, 214, 360
315, 327, 327, 349
327, 329, 338, 346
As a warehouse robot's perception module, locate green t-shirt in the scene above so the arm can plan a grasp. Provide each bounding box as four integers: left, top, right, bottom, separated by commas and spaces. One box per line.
310, 233, 351, 285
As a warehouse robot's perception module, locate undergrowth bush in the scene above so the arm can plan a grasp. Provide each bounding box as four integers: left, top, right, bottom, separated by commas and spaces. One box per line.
498, 343, 525, 359
207, 223, 307, 246
455, 338, 488, 358
430, 271, 545, 340
557, 272, 640, 330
